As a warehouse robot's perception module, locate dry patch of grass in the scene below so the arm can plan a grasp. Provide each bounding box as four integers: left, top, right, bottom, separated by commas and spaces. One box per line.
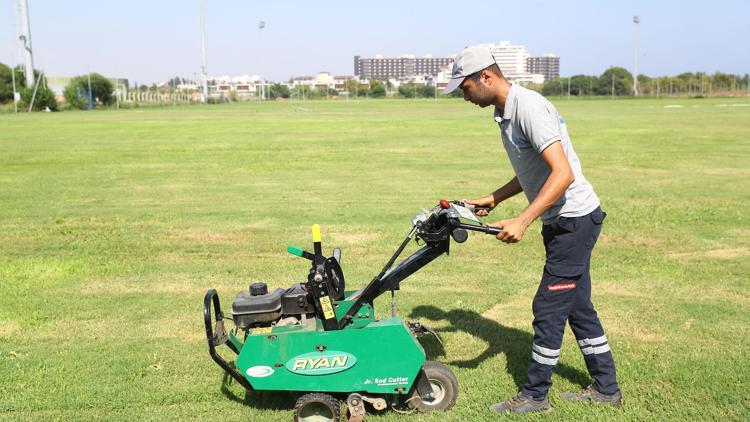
482, 291, 535, 327
329, 231, 379, 245
0, 320, 22, 338
32, 315, 204, 342
667, 247, 749, 260
76, 280, 242, 295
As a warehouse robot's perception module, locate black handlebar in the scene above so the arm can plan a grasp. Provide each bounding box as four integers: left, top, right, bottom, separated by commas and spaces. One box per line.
455, 222, 502, 236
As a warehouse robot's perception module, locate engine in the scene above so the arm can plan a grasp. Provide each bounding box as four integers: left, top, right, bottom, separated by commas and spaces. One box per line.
231, 282, 315, 330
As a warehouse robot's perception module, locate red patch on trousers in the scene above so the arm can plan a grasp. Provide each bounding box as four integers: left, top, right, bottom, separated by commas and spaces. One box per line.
547, 282, 576, 292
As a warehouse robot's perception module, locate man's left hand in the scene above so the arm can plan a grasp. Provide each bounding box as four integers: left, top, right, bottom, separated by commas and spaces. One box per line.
492, 217, 530, 243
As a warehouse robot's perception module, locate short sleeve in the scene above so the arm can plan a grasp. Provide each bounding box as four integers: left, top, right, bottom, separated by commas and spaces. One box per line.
518, 98, 562, 153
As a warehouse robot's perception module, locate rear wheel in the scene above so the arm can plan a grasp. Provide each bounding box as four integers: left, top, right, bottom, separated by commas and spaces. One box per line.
407, 361, 459, 412
294, 392, 340, 422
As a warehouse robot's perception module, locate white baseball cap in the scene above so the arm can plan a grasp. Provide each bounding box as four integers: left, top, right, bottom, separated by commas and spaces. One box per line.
443, 45, 498, 94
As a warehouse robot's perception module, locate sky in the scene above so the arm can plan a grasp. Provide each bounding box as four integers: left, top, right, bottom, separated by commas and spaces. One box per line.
1, 0, 748, 84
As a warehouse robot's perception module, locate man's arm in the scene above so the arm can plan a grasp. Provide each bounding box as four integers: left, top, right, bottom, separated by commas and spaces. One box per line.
467, 176, 522, 216
493, 141, 574, 243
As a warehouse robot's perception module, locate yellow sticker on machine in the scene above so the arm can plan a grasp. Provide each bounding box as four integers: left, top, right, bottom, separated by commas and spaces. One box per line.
250, 327, 273, 335
320, 296, 335, 320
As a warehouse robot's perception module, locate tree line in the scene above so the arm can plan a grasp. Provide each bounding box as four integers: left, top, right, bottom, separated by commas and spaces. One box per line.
0, 63, 57, 111
3, 62, 749, 111
540, 67, 750, 97
1, 63, 116, 111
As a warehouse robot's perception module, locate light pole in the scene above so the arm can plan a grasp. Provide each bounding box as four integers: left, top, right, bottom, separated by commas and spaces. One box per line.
17, 0, 35, 88
199, 0, 208, 103
633, 15, 640, 96
258, 20, 266, 101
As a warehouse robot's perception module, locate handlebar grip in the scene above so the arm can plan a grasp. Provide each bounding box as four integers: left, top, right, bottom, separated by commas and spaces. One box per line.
288, 245, 315, 261
485, 226, 502, 236
454, 222, 502, 236
311, 224, 321, 243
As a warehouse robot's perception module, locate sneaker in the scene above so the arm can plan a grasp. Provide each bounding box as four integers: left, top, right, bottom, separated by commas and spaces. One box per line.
489, 392, 551, 414
559, 385, 623, 407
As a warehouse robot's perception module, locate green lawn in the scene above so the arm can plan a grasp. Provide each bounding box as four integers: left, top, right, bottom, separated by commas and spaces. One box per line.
1, 98, 748, 421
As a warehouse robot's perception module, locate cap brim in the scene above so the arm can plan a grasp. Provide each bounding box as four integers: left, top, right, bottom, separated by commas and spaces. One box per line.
443, 77, 464, 94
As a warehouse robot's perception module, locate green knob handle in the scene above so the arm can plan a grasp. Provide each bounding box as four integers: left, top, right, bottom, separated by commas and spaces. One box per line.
287, 245, 304, 257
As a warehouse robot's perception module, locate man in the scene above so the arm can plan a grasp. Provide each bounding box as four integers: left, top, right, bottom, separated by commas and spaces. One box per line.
443, 45, 622, 414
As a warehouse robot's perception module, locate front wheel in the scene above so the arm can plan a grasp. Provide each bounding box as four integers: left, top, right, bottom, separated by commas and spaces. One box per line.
407, 361, 459, 412
294, 392, 340, 422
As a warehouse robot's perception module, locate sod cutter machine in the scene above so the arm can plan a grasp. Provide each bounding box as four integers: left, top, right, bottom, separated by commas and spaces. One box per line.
203, 200, 501, 421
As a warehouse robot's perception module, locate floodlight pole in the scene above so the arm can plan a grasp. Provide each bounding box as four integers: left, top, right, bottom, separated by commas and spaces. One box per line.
633, 15, 640, 96
17, 0, 35, 88
258, 20, 266, 101
199, 0, 208, 103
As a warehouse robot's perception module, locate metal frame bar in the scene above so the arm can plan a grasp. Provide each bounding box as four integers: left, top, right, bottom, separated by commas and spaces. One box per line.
203, 289, 253, 391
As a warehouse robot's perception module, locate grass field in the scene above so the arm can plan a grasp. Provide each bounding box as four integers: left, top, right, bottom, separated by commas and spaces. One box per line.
1, 97, 749, 421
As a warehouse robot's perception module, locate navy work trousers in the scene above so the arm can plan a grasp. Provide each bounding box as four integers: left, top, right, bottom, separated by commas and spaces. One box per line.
521, 207, 619, 399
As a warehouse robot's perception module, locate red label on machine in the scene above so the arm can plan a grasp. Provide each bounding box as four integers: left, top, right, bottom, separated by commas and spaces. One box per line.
548, 282, 576, 292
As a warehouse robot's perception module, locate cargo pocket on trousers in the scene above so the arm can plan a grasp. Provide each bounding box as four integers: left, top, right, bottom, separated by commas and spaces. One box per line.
540, 272, 579, 303
585, 209, 606, 250
544, 261, 586, 279
544, 229, 586, 278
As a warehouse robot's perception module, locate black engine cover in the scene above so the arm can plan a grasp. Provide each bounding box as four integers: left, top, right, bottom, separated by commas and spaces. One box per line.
232, 287, 284, 329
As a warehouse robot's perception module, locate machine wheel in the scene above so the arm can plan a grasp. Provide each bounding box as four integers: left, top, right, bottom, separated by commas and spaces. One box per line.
294, 392, 340, 422
407, 361, 458, 412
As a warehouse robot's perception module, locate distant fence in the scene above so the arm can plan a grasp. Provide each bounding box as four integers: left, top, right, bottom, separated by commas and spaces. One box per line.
118, 91, 201, 104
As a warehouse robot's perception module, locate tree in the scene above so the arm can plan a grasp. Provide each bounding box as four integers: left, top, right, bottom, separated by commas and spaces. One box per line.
166, 76, 182, 88
2, 64, 58, 110
541, 78, 564, 97
63, 73, 114, 109
637, 74, 652, 95
21, 79, 58, 111
569, 75, 598, 96
0, 63, 15, 103
418, 84, 435, 98
596, 67, 633, 96
369, 80, 385, 98
269, 83, 290, 99
398, 83, 418, 98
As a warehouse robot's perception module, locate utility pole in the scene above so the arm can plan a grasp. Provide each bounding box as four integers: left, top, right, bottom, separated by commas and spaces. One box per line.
656, 77, 660, 98
611, 73, 615, 99
258, 20, 266, 101
11, 66, 18, 113
17, 0, 35, 88
567, 77, 571, 99
87, 72, 93, 110
633, 15, 640, 96
199, 0, 208, 102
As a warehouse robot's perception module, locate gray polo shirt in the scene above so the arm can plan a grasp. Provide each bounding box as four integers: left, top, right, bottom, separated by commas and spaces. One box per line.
495, 84, 599, 224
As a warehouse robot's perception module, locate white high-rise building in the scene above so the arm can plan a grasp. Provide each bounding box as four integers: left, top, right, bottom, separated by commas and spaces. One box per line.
485, 41, 528, 79
478, 41, 546, 84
